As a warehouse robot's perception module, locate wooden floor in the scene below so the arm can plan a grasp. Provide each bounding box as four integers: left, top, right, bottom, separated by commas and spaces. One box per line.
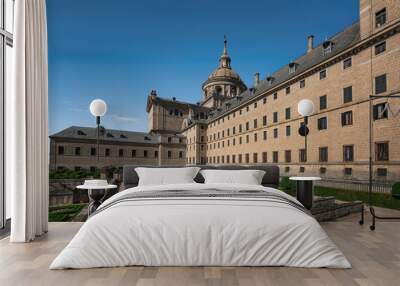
1, 208, 399, 286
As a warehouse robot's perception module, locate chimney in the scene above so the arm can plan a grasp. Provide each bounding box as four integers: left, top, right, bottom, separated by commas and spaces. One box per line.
307, 35, 314, 53
254, 72, 260, 86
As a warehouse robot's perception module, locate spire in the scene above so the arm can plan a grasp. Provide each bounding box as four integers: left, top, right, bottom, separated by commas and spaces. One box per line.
223, 34, 228, 55
219, 35, 231, 69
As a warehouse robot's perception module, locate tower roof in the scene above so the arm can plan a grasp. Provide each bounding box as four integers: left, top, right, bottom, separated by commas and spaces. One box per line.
203, 36, 246, 88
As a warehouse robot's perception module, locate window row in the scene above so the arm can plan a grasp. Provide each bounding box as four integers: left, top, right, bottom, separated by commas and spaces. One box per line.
57, 146, 184, 159
206, 142, 389, 164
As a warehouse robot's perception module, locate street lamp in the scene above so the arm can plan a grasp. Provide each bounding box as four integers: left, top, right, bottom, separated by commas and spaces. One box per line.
90, 99, 107, 165
297, 99, 314, 162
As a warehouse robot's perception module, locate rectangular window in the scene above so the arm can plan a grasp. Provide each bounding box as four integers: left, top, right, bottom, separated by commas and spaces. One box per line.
263, 115, 267, 126
286, 125, 291, 136
343, 57, 352, 69
131, 149, 136, 157
285, 107, 291, 120
377, 168, 387, 177
300, 79, 305, 88
58, 146, 65, 155
285, 150, 291, 163
253, 119, 257, 128
167, 151, 172, 158
373, 103, 388, 120
375, 8, 386, 27
232, 154, 236, 163
319, 69, 326, 79
344, 168, 352, 176
91, 147, 96, 156
254, 133, 257, 142
263, 130, 267, 141
299, 167, 305, 173
343, 86, 352, 103
299, 149, 307, 162
273, 128, 278, 138
273, 112, 278, 123
273, 92, 278, 100
320, 95, 327, 110
319, 147, 328, 162
119, 149, 124, 157
246, 122, 249, 131
341, 111, 353, 126
375, 41, 386, 55
318, 117, 328, 130
375, 74, 387, 94
168, 137, 172, 143
105, 148, 111, 157
254, 102, 257, 109
144, 150, 148, 158
273, 151, 278, 163
232, 126, 236, 134
320, 167, 327, 174
226, 155, 230, 164
343, 145, 354, 162
238, 154, 242, 163
253, 153, 258, 163
375, 142, 389, 161
155, 150, 159, 158
75, 147, 81, 156
245, 153, 250, 163
263, 96, 267, 104
262, 152, 267, 163
239, 137, 242, 144
285, 86, 291, 94
246, 135, 249, 143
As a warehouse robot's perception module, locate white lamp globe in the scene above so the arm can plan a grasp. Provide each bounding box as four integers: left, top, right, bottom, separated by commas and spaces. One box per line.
297, 99, 315, 117
90, 99, 107, 117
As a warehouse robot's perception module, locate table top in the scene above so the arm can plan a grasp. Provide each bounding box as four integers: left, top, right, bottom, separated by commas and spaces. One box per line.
289, 176, 321, 181
76, 184, 117, 190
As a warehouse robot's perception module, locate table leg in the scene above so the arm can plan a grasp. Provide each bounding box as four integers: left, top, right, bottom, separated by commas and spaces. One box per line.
88, 189, 107, 216
296, 181, 314, 210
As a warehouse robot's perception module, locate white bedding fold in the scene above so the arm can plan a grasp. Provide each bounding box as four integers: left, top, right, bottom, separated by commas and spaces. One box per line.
50, 183, 351, 269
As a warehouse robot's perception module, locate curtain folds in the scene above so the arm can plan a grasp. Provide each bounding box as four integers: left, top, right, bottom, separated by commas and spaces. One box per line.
9, 0, 49, 242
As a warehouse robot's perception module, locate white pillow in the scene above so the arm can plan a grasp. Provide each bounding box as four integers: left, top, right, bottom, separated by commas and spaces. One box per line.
200, 169, 266, 185
135, 167, 200, 186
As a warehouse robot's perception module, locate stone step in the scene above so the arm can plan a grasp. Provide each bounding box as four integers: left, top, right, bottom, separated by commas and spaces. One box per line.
311, 200, 363, 222
312, 196, 336, 209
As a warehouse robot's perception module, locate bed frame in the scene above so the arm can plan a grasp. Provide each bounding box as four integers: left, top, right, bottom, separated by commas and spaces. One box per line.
122, 165, 280, 189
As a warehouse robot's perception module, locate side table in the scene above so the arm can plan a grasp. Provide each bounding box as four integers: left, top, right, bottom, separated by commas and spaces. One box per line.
76, 181, 117, 216
289, 177, 321, 210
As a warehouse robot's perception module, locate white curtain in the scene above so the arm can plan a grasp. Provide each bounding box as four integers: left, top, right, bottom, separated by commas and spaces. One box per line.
8, 0, 49, 242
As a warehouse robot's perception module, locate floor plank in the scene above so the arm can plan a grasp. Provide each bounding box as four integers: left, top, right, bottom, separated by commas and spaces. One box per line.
0, 209, 399, 286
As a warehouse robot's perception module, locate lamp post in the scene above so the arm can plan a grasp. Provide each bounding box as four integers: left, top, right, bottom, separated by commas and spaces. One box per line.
297, 99, 315, 162
89, 99, 107, 167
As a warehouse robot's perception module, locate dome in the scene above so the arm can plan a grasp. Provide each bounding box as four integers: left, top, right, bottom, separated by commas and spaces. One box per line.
208, 66, 242, 81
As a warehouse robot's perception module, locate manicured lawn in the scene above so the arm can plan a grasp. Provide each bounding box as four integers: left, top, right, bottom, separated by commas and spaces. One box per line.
314, 186, 400, 210
48, 204, 87, 222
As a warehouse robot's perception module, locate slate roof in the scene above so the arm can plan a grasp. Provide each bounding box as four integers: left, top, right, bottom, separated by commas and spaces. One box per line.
148, 95, 211, 113
206, 21, 361, 121
50, 126, 165, 144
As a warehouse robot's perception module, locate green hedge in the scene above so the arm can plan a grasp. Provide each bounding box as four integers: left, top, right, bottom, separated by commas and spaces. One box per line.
279, 176, 294, 191
48, 204, 86, 222
49, 169, 100, 180
392, 182, 400, 199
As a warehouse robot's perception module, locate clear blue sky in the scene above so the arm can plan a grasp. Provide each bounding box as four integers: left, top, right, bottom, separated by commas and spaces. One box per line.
47, 0, 359, 134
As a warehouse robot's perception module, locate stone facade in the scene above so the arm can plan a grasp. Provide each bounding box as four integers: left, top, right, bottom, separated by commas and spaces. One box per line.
181, 1, 400, 182
49, 127, 186, 171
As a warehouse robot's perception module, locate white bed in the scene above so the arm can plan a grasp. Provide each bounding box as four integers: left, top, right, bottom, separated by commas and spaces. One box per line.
50, 183, 351, 269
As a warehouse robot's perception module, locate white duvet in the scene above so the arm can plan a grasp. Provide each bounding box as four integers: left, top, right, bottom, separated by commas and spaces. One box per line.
50, 183, 351, 269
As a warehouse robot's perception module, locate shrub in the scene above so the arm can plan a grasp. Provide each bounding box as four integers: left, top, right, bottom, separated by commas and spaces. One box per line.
392, 182, 400, 199
279, 176, 294, 191
49, 169, 100, 180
